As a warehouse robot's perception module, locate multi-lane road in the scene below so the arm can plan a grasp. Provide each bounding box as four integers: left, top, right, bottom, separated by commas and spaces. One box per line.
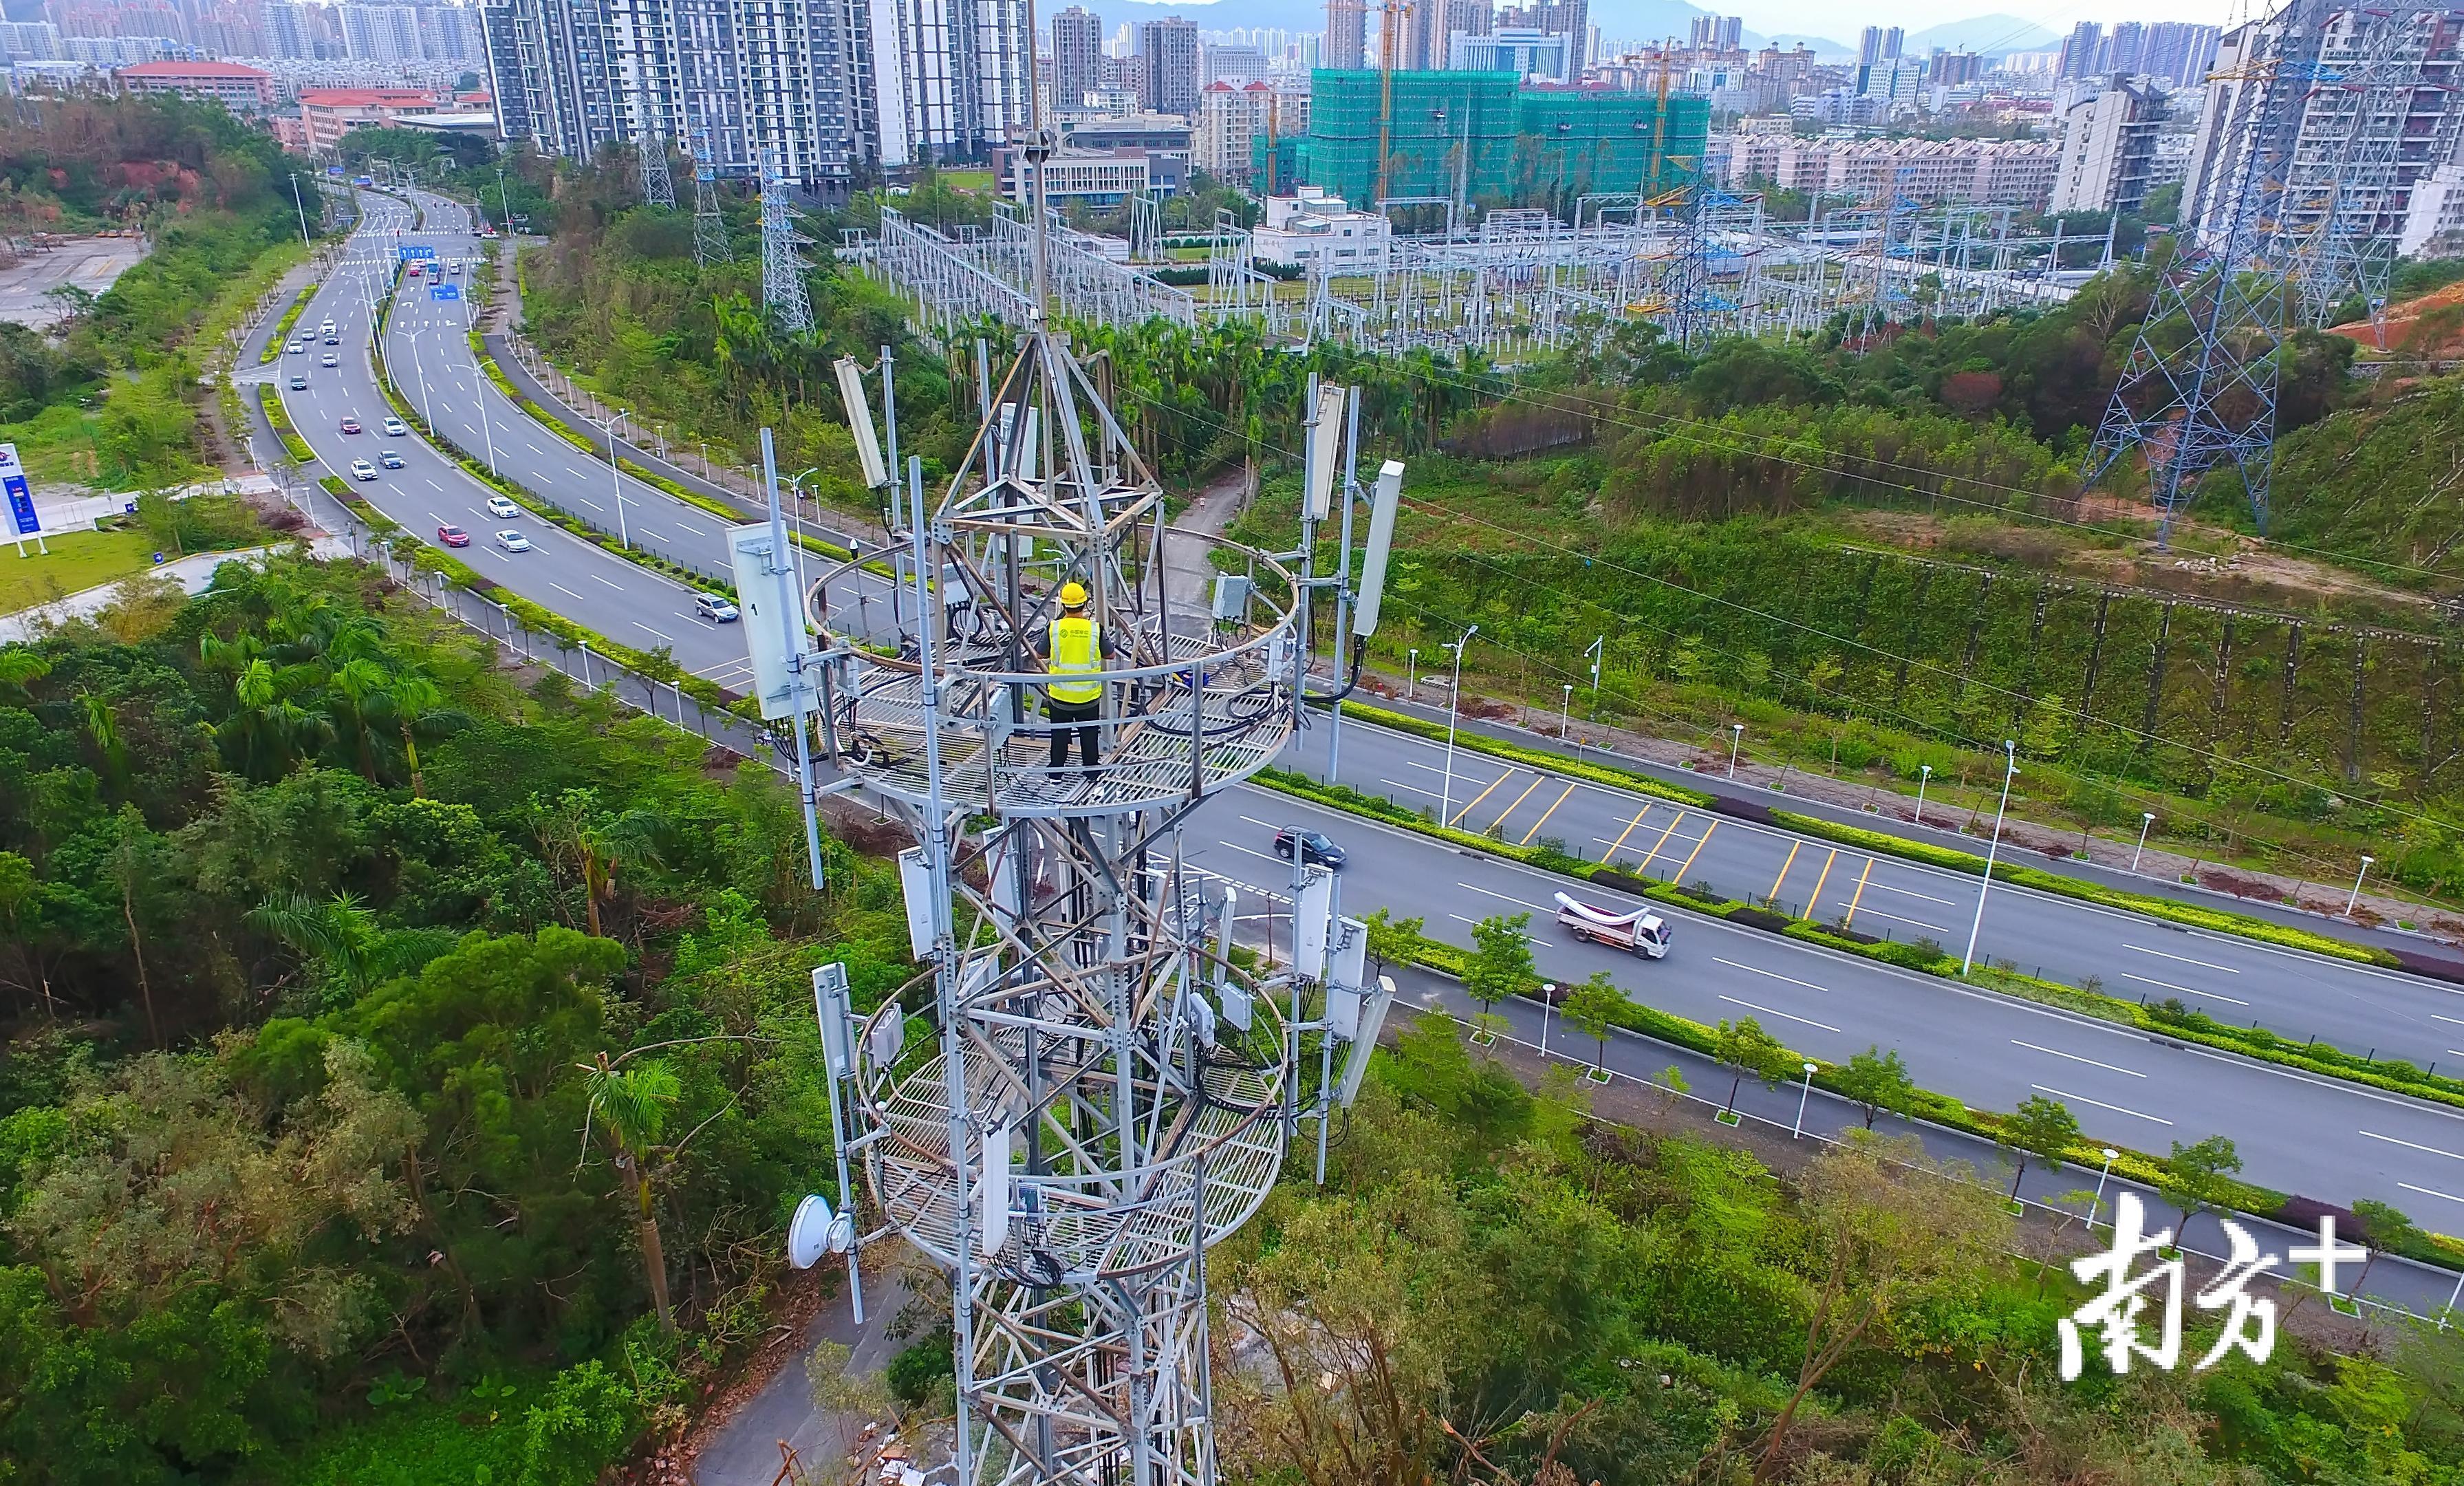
254, 191, 2464, 1240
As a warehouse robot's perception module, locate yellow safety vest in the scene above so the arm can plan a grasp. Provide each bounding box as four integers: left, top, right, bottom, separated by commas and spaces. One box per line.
1046, 615, 1103, 704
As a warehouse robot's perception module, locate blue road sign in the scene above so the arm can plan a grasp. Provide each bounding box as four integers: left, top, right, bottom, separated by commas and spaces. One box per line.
429, 283, 461, 301
398, 244, 436, 260
1, 443, 37, 537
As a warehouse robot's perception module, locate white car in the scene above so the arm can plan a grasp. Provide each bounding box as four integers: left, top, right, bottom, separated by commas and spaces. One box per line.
485, 495, 521, 519
382, 416, 408, 436
287, 339, 305, 354
318, 320, 336, 336
493, 529, 531, 552
349, 458, 378, 481
321, 352, 338, 367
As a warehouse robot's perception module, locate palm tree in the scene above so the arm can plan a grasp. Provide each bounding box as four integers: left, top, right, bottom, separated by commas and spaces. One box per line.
537, 790, 663, 938
584, 1053, 682, 1333
249, 889, 381, 1002
327, 655, 394, 782
0, 648, 54, 692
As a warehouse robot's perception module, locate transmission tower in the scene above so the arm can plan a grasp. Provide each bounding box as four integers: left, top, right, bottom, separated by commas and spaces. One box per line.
2282, 6, 2441, 338
2084, 0, 2328, 535
760, 152, 812, 332
638, 130, 676, 211
691, 133, 731, 268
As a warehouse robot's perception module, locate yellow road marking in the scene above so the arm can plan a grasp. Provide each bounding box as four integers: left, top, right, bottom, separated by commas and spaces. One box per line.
1673, 819, 1720, 883
1518, 782, 1579, 846
1841, 857, 1876, 929
1767, 840, 1802, 904
1806, 848, 1839, 916
1636, 811, 1687, 875
1606, 804, 1654, 861
1446, 768, 1515, 828
1488, 774, 1547, 835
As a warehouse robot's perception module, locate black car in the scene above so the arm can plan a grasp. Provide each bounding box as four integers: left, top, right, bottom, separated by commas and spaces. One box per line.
1273, 827, 1346, 869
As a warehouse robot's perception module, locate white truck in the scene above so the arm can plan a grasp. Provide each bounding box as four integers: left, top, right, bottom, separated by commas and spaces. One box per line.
1555, 892, 1672, 959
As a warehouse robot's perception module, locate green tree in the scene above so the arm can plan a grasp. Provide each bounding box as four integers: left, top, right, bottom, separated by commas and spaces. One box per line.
1361, 907, 1427, 982
1461, 912, 1535, 1046
2350, 1198, 2416, 1291
1997, 1092, 2081, 1200
1559, 971, 1624, 1078
1833, 1046, 1914, 1130
248, 890, 381, 1003
1713, 1016, 1791, 1119
583, 1053, 684, 1334
2159, 1134, 2243, 1233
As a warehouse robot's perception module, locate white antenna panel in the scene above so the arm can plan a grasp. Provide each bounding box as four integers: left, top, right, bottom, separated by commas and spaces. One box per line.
1329, 914, 1367, 992
726, 521, 814, 722
1304, 383, 1346, 521
1351, 460, 1405, 638
812, 962, 854, 1077
1327, 983, 1362, 1040
1293, 865, 1334, 982
1218, 980, 1253, 1031
834, 357, 889, 489
897, 847, 936, 960
979, 1123, 1013, 1253
1019, 409, 1041, 482
1334, 976, 1398, 1107
867, 1007, 905, 1068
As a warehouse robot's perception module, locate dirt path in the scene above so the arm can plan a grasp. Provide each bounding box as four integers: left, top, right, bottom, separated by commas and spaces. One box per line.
1166, 463, 1251, 612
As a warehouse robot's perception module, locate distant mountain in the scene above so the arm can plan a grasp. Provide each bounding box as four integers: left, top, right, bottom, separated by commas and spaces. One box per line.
1762, 31, 1852, 58
1901, 14, 2060, 56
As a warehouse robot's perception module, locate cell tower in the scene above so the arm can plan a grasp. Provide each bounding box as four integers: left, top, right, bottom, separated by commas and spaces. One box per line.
771, 69, 1406, 1486
638, 129, 676, 211
692, 133, 731, 268
2084, 0, 2328, 534
760, 152, 812, 332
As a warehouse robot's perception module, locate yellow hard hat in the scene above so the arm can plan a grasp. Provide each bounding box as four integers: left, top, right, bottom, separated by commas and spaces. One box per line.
1059, 581, 1088, 607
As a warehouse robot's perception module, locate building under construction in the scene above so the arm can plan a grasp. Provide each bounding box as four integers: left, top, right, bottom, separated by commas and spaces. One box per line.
1294, 69, 1707, 213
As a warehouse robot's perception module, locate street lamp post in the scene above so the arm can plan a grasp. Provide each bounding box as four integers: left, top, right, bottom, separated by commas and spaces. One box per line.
1407, 647, 1418, 700
1915, 764, 1931, 826
607, 407, 629, 548
1793, 1061, 1817, 1137
1560, 684, 1574, 752
2346, 855, 2376, 917
2131, 812, 2156, 872
1439, 625, 1478, 828
1587, 634, 1603, 716
289, 173, 312, 251
1727, 723, 1744, 779
1960, 740, 2018, 976
1539, 983, 1555, 1056
2091, 1147, 2119, 1227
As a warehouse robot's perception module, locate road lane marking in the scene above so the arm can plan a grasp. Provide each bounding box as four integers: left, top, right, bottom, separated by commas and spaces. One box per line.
1869, 880, 1957, 907
1445, 768, 1516, 828
424, 477, 443, 492
552, 583, 586, 600
1835, 905, 1947, 934
1487, 774, 1546, 835
634, 623, 673, 643
573, 495, 604, 513
2125, 944, 2242, 973
2437, 1014, 2464, 1028
1636, 812, 1687, 875
591, 574, 625, 590
2011, 1040, 2145, 1077
2119, 971, 2250, 1006
2360, 1129, 2464, 1162
1672, 819, 1719, 882
1517, 784, 1578, 846
676, 520, 709, 535
2404, 1183, 2464, 1205
1383, 777, 1444, 799
1236, 815, 1281, 829
1841, 857, 1875, 930
1716, 994, 1838, 1033
2029, 1084, 2172, 1125
1712, 956, 1829, 994
1805, 848, 1838, 916
1768, 840, 1802, 903
1601, 803, 1654, 859
1456, 882, 1549, 912
1215, 841, 1284, 866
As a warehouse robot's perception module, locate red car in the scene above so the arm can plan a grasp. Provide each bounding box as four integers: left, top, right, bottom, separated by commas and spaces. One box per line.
340, 416, 363, 433
437, 525, 471, 548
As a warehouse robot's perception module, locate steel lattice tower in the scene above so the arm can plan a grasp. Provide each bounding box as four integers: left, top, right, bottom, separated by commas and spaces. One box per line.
2085, 0, 2329, 534
691, 133, 731, 268
760, 153, 813, 332
2282, 6, 2445, 337
639, 131, 676, 211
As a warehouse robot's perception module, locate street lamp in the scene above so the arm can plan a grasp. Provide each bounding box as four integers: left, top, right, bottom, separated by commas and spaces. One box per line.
2131, 812, 2156, 872
1960, 740, 2018, 977
1792, 1061, 1817, 1137
2346, 855, 2376, 917
1587, 634, 1603, 716
1727, 722, 1744, 779
1439, 625, 1478, 828
1560, 684, 1575, 752
607, 407, 629, 548
1539, 982, 1556, 1055
2091, 1147, 2119, 1227
1407, 647, 1419, 700
1915, 764, 1931, 826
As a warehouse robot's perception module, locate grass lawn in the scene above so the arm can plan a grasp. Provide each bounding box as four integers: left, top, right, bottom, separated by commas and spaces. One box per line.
940, 169, 995, 191
0, 526, 164, 614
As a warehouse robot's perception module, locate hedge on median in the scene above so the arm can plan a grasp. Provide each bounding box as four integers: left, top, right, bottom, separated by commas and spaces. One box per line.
259, 283, 317, 365
259, 384, 318, 464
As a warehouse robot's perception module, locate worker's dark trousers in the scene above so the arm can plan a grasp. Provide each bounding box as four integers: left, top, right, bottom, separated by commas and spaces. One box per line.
1048, 697, 1101, 768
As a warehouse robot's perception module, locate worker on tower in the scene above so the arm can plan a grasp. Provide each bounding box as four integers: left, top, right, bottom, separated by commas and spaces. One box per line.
1035, 581, 1117, 772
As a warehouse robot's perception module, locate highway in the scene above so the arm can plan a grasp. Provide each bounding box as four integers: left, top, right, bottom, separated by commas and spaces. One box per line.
257, 191, 2464, 1239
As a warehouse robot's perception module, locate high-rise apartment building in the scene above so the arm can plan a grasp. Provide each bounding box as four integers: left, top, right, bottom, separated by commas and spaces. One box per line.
2139, 21, 2218, 85
2056, 21, 2103, 80
1052, 5, 1101, 108
2051, 76, 2165, 213
483, 0, 878, 196
1193, 77, 1269, 182
1132, 14, 1197, 117
1687, 14, 1739, 53
1200, 39, 1264, 84
1322, 0, 1362, 69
